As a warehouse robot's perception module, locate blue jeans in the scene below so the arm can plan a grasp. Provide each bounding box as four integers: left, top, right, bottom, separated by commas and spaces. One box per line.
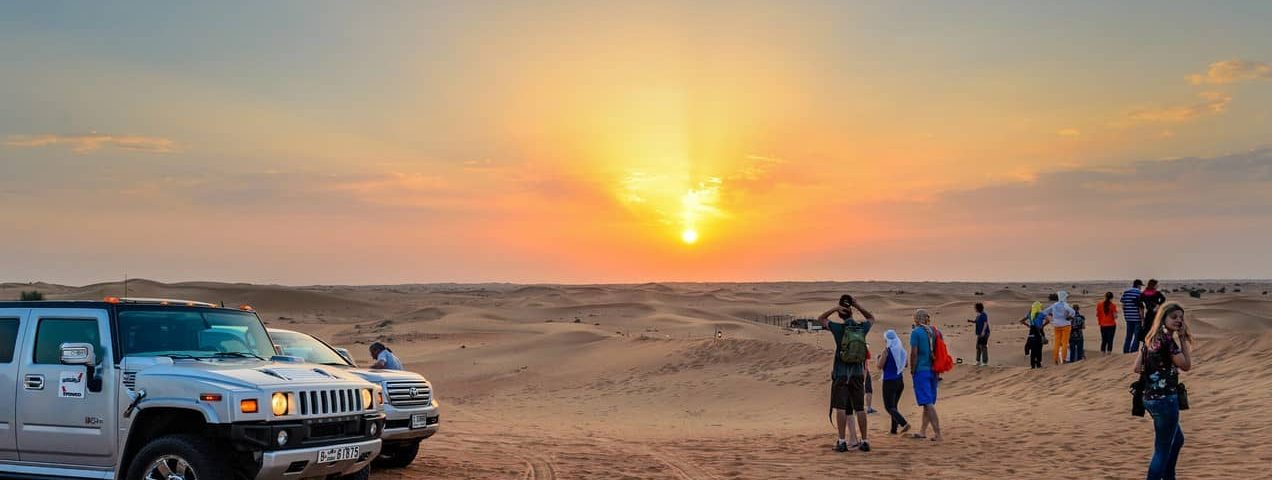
1124, 321, 1141, 353
1144, 395, 1184, 480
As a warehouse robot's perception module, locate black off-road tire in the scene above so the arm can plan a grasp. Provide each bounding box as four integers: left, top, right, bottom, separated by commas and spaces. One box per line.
372, 440, 421, 469
127, 433, 234, 480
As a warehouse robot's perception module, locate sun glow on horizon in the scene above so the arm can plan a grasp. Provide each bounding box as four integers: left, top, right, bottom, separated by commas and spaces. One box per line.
681, 228, 699, 244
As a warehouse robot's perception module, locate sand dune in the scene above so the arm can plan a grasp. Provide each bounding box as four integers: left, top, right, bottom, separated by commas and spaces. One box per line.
4, 279, 1270, 478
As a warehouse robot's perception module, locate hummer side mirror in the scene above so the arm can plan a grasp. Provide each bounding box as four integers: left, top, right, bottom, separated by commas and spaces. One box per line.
60, 343, 95, 366
60, 342, 102, 393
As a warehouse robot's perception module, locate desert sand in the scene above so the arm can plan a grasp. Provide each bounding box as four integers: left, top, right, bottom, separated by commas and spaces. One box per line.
4, 279, 1270, 479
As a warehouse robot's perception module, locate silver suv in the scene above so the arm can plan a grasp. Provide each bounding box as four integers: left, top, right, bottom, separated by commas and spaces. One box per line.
0, 298, 385, 480
269, 329, 439, 469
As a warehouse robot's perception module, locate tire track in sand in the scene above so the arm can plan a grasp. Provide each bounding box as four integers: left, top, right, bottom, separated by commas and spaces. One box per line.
517, 452, 557, 480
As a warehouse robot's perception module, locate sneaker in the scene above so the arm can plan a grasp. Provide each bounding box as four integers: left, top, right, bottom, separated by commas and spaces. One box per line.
835, 441, 848, 453
867, 407, 877, 414
859, 441, 871, 452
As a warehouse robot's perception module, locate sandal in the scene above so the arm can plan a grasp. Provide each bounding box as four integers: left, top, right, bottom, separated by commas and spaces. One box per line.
907, 433, 927, 439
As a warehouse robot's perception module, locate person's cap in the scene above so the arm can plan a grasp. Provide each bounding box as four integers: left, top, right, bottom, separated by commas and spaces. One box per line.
1133, 279, 1144, 287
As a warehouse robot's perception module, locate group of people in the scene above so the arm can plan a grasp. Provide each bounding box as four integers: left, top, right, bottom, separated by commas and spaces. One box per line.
814, 281, 1195, 479
1017, 279, 1169, 370
1019, 290, 1084, 368
817, 295, 943, 453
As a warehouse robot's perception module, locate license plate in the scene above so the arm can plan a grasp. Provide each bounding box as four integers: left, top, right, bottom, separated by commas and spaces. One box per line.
317, 446, 359, 464
411, 413, 428, 429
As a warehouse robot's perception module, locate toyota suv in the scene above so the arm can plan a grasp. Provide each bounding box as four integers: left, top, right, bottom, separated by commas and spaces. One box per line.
268, 329, 438, 469
0, 298, 385, 480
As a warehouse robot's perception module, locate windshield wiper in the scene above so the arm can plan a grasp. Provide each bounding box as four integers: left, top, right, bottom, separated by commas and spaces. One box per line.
319, 362, 350, 367
209, 351, 266, 360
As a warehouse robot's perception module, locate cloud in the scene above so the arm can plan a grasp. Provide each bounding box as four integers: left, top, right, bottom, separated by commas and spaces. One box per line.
1187, 59, 1272, 85
1057, 128, 1081, 137
891, 147, 1272, 226
5, 133, 178, 154
1126, 91, 1231, 124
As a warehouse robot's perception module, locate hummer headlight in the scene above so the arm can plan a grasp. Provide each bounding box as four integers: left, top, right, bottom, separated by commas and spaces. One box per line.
271, 392, 289, 416
361, 388, 373, 410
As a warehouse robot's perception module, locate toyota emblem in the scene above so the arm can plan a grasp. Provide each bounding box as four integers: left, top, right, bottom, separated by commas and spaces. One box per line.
408, 387, 419, 398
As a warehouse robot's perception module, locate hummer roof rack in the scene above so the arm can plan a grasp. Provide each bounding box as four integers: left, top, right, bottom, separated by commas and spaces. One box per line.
105, 297, 219, 307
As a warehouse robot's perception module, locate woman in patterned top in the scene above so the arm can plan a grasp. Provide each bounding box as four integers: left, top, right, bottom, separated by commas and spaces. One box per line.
1133, 302, 1193, 480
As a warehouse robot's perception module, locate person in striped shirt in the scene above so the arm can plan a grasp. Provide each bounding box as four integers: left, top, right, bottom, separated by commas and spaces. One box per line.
1121, 279, 1145, 353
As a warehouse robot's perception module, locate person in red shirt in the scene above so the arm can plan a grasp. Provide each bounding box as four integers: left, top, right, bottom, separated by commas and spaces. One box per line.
1096, 291, 1119, 354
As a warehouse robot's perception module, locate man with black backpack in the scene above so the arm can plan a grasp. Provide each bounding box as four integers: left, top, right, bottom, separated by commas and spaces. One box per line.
818, 294, 876, 452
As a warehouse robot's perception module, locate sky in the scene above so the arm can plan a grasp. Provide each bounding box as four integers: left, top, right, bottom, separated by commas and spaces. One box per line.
3, 1, 1272, 285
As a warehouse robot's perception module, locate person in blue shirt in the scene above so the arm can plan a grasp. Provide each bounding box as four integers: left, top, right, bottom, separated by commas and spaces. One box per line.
876, 329, 910, 435
1122, 279, 1145, 353
966, 303, 990, 366
818, 294, 876, 452
908, 309, 943, 441
369, 341, 404, 370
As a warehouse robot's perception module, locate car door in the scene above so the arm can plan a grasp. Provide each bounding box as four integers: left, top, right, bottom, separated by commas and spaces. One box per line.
15, 308, 117, 466
0, 308, 28, 461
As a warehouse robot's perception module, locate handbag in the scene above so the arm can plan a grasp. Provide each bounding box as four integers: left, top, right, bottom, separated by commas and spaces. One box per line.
1130, 380, 1145, 416
1130, 347, 1148, 417
1177, 383, 1189, 410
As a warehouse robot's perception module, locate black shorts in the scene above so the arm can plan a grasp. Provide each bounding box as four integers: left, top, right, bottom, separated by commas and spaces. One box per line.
830, 375, 866, 412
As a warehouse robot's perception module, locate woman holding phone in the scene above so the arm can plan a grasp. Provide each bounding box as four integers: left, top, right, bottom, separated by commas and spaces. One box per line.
1133, 302, 1193, 480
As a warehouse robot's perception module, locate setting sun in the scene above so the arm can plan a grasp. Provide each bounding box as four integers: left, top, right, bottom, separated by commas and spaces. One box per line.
681, 229, 699, 245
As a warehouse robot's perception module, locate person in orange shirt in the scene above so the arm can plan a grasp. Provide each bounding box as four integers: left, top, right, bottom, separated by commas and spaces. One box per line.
1096, 291, 1119, 355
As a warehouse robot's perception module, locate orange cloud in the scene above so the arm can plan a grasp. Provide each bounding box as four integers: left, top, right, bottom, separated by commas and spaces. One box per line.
1187, 59, 1272, 85
5, 133, 178, 154
1127, 91, 1231, 123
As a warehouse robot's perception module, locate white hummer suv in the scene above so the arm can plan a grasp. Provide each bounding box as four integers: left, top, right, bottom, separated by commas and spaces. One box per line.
0, 298, 385, 480
268, 329, 439, 469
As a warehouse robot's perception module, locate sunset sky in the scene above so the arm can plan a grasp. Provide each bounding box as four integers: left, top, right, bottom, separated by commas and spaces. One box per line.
3, 1, 1272, 285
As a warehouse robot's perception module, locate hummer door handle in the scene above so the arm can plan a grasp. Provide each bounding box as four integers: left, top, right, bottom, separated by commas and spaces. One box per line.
24, 374, 44, 390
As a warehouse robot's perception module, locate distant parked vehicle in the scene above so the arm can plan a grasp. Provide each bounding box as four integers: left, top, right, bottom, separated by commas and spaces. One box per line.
789, 318, 823, 331
270, 329, 440, 469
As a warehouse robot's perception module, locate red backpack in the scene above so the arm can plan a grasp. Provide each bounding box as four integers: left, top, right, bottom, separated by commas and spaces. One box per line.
931, 327, 954, 374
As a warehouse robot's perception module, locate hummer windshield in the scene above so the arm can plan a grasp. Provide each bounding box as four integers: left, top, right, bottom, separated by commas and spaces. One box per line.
271, 330, 354, 367
117, 308, 275, 360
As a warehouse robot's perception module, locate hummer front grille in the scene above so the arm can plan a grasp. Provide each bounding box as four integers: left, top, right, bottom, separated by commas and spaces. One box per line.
296, 388, 364, 416
385, 381, 431, 406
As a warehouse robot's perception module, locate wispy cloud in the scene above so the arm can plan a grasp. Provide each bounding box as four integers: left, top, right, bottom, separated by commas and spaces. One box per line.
1056, 128, 1081, 137
5, 133, 178, 154
1187, 59, 1272, 85
1126, 91, 1231, 124
895, 147, 1272, 224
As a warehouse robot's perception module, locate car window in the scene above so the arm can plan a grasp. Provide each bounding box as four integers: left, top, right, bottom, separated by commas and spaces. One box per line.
33, 318, 102, 365
270, 330, 352, 366
0, 318, 19, 363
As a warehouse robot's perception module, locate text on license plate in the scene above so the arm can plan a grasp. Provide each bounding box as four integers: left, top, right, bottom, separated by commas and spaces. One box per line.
411, 413, 428, 429
317, 446, 360, 464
